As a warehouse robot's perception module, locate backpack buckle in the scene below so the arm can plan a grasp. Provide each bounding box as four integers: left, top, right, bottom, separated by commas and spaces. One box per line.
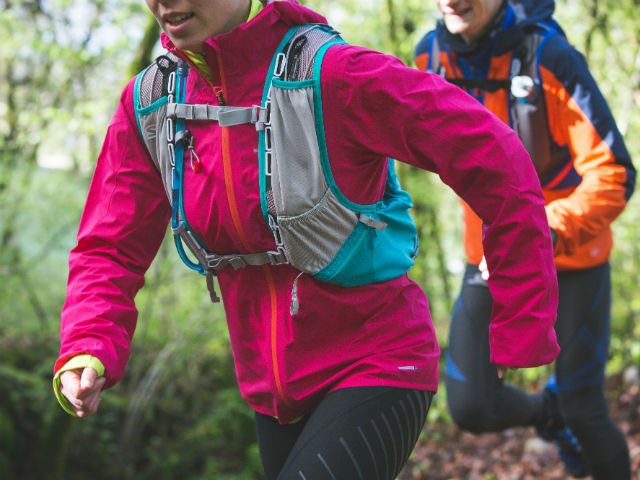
268, 248, 289, 265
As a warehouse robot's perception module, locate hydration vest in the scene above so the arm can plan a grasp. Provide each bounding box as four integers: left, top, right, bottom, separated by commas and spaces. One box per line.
427, 23, 566, 182
134, 24, 419, 304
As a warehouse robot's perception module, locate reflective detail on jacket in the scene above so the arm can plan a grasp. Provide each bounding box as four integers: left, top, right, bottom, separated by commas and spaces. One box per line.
56, 0, 559, 423
415, 2, 635, 271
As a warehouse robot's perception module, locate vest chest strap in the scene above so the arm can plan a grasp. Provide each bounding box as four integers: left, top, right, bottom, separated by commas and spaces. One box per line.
172, 223, 289, 272
166, 103, 267, 127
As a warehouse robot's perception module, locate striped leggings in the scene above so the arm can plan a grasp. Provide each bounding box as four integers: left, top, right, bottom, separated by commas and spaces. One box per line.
255, 386, 432, 480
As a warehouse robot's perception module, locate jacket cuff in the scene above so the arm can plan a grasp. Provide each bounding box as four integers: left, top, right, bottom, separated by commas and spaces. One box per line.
52, 355, 106, 417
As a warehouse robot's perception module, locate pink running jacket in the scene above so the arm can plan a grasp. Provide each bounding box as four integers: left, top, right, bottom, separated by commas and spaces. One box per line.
55, 0, 559, 423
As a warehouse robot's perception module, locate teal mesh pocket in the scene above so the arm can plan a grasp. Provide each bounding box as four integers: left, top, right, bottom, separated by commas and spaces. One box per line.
313, 222, 372, 286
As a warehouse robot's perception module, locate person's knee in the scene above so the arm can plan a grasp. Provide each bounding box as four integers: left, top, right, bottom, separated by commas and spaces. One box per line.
447, 393, 494, 433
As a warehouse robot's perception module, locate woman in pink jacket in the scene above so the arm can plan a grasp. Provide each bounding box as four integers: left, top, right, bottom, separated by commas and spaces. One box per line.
54, 0, 560, 478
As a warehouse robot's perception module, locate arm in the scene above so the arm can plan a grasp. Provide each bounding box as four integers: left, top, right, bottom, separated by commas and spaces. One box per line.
322, 45, 559, 368
54, 77, 171, 413
540, 36, 635, 257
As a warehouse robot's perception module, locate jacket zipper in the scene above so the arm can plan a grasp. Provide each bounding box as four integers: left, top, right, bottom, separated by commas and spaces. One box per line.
263, 265, 292, 407
213, 49, 291, 407
177, 46, 291, 408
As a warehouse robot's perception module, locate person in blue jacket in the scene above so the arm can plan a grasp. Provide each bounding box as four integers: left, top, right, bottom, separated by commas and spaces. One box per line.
415, 0, 634, 478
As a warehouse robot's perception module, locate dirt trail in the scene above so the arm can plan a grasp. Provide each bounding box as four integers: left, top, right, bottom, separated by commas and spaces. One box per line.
400, 376, 640, 479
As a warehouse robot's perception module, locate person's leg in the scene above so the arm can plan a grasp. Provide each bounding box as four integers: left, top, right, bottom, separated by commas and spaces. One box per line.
256, 386, 432, 480
445, 263, 543, 432
554, 263, 630, 479
255, 412, 309, 480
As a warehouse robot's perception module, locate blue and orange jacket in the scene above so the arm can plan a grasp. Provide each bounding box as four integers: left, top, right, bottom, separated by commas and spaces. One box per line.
415, 0, 635, 271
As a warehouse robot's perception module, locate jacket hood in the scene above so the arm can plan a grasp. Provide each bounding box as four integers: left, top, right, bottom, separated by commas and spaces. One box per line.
510, 0, 555, 28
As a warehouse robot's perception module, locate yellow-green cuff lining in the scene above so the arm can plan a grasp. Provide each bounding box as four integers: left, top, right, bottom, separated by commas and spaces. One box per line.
52, 355, 105, 417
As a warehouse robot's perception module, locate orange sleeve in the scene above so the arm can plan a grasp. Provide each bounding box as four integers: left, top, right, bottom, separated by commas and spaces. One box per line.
540, 64, 630, 259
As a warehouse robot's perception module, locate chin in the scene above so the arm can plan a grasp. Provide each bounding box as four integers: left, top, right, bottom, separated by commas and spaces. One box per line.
445, 22, 470, 35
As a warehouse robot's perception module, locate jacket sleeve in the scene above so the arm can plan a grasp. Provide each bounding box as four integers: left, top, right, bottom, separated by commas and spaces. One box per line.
321, 44, 559, 368
54, 77, 171, 389
539, 35, 635, 257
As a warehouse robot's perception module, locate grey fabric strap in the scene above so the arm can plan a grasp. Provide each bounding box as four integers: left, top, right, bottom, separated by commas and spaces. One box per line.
166, 103, 267, 127
215, 250, 289, 270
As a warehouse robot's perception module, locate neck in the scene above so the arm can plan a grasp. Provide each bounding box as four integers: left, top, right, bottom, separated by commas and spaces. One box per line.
238, 0, 254, 28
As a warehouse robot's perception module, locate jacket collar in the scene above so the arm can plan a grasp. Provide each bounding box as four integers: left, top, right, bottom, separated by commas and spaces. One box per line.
160, 0, 327, 53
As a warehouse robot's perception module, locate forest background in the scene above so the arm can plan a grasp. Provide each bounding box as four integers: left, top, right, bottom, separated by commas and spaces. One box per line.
1, 0, 639, 479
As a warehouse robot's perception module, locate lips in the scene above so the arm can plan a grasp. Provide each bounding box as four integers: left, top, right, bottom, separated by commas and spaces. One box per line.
164, 12, 194, 26
446, 7, 471, 18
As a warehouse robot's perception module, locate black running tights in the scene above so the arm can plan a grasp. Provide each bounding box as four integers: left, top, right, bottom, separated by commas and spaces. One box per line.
445, 262, 630, 479
255, 386, 433, 480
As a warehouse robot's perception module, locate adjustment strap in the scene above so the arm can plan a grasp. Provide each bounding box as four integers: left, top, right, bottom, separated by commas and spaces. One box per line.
167, 103, 267, 126
205, 270, 220, 303
172, 225, 289, 270
203, 250, 288, 271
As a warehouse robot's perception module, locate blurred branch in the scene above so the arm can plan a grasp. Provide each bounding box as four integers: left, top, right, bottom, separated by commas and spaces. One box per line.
128, 13, 161, 78
385, 0, 398, 51
119, 341, 178, 468
9, 263, 50, 328
617, 46, 640, 136
427, 204, 453, 309
584, 0, 606, 60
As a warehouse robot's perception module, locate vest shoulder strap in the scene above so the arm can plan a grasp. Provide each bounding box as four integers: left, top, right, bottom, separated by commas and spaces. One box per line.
132, 24, 418, 303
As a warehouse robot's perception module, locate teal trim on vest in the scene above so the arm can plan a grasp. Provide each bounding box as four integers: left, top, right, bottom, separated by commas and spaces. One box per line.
133, 67, 169, 138
313, 160, 418, 286
133, 59, 204, 273
173, 65, 209, 273
258, 24, 418, 286
310, 38, 381, 215
133, 73, 143, 136
308, 36, 418, 285
136, 96, 168, 116
133, 70, 147, 138
271, 78, 315, 89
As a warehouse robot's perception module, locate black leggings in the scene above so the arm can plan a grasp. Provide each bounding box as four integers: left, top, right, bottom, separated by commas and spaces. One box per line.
255, 386, 432, 480
445, 262, 630, 479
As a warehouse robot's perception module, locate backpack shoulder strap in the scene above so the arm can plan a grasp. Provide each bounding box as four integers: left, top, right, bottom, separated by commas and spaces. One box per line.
133, 53, 180, 199
510, 23, 567, 180
134, 53, 180, 138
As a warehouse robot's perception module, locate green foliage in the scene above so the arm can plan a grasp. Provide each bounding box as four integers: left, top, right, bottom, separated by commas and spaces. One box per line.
302, 0, 439, 64
555, 0, 640, 370
0, 1, 260, 478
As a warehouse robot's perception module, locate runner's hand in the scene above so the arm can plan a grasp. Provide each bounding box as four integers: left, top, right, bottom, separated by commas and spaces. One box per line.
495, 365, 507, 379
479, 256, 489, 280
59, 367, 106, 417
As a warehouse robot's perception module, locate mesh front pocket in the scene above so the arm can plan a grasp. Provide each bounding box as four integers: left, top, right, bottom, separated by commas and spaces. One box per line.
277, 188, 358, 273
270, 84, 326, 216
